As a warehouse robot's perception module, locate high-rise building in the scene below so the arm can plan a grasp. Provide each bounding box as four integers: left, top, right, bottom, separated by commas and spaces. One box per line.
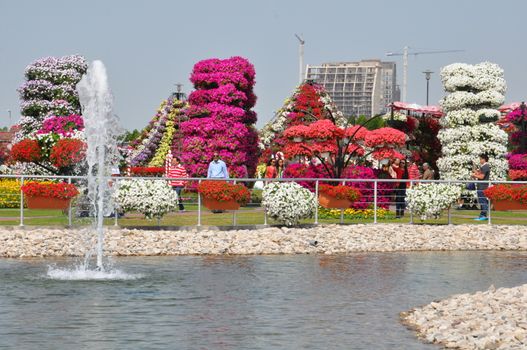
305, 59, 399, 117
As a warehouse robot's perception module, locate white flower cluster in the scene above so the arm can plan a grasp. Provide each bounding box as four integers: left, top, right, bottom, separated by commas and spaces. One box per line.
114, 179, 178, 220
437, 61, 508, 181
262, 182, 316, 226
406, 184, 462, 220
381, 111, 407, 122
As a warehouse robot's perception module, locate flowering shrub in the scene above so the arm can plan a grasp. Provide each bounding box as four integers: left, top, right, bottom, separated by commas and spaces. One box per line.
319, 184, 361, 202
509, 169, 527, 181
21, 181, 79, 199
0, 179, 23, 208
49, 138, 86, 168
262, 182, 316, 226
197, 181, 250, 204
406, 184, 461, 220
484, 184, 527, 204
10, 139, 42, 163
37, 114, 84, 136
283, 163, 327, 191
318, 207, 394, 220
129, 167, 165, 177
114, 179, 178, 220
364, 127, 406, 148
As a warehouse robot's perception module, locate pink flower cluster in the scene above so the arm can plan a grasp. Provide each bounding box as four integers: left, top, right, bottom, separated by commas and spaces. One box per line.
181, 57, 260, 178
37, 114, 84, 136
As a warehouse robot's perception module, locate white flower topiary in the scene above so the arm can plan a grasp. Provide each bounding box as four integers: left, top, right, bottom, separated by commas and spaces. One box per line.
114, 179, 178, 220
406, 184, 462, 220
262, 182, 316, 226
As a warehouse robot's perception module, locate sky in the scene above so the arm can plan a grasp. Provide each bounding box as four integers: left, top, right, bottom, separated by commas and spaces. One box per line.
1, 0, 526, 131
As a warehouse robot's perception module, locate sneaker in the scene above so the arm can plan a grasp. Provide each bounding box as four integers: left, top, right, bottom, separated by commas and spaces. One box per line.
474, 216, 488, 221
179, 210, 186, 213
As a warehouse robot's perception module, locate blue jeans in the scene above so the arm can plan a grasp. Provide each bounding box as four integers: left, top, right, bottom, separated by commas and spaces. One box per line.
477, 190, 488, 217
173, 186, 184, 210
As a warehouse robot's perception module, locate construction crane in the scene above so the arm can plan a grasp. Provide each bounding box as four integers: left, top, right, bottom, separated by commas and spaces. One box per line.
295, 34, 305, 84
386, 46, 464, 102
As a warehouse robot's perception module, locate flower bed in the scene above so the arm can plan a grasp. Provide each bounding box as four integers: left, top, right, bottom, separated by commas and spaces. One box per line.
318, 207, 394, 220
21, 181, 79, 200
128, 167, 165, 177
484, 184, 527, 205
197, 181, 250, 204
319, 184, 360, 201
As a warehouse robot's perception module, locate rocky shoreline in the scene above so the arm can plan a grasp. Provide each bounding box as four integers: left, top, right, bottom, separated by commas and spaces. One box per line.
401, 284, 527, 349
1, 224, 526, 258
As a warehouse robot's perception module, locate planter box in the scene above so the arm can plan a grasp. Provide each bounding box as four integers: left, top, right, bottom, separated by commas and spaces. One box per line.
201, 196, 240, 210
493, 200, 527, 211
318, 193, 351, 209
26, 196, 72, 210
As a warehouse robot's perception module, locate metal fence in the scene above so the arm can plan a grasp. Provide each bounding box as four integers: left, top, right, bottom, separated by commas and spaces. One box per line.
0, 174, 526, 227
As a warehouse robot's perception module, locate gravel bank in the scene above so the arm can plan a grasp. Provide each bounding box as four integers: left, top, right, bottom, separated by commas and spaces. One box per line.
1, 224, 526, 257
402, 284, 527, 349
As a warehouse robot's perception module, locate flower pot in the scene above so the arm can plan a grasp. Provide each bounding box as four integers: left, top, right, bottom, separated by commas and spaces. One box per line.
318, 193, 351, 209
26, 196, 72, 210
201, 196, 240, 210
493, 200, 527, 211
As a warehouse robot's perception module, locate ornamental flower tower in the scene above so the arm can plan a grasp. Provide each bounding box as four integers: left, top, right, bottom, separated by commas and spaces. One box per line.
180, 57, 259, 178
11, 55, 88, 175
437, 62, 508, 180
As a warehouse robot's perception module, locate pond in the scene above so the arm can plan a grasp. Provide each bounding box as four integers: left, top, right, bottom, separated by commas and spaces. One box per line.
1, 252, 526, 349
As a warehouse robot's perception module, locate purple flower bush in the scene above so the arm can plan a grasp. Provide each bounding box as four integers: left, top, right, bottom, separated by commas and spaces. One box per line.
181, 56, 260, 178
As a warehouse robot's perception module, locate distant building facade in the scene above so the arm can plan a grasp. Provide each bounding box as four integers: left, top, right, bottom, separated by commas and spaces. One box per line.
306, 59, 400, 117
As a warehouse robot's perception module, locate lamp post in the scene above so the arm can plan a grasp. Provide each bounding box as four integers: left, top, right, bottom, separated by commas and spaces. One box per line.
422, 70, 433, 105
520, 102, 526, 153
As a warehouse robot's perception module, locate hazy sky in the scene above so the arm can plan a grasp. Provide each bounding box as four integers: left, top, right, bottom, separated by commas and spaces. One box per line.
1, 0, 526, 130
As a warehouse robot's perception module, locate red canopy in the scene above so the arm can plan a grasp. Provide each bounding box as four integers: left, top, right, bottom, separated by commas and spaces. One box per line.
389, 102, 443, 117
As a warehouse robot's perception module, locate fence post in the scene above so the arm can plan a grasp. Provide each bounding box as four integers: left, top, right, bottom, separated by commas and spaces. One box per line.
68, 177, 73, 227
19, 176, 24, 227
197, 179, 202, 227
232, 179, 237, 226
447, 181, 452, 225
314, 180, 319, 224
409, 180, 414, 224
487, 180, 492, 225
373, 179, 377, 224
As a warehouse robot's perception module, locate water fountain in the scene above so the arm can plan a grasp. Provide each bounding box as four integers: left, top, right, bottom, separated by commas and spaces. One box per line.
46, 60, 133, 279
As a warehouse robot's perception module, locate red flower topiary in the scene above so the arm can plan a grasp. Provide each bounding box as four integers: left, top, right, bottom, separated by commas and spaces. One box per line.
49, 138, 86, 168
10, 139, 42, 163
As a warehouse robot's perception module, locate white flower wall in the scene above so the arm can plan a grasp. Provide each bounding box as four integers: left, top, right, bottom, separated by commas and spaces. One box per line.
437, 62, 508, 181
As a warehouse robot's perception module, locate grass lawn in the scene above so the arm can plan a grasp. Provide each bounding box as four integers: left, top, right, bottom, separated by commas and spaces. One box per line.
0, 205, 526, 227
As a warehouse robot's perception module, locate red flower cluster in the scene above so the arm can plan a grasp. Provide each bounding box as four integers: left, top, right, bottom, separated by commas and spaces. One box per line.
319, 184, 361, 202
288, 84, 326, 125
49, 139, 86, 168
484, 184, 527, 204
364, 128, 406, 148
509, 169, 527, 181
10, 139, 42, 163
129, 167, 165, 177
21, 181, 79, 199
197, 180, 250, 204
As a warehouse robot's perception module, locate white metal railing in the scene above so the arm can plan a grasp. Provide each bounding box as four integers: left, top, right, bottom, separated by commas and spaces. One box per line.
1, 174, 525, 227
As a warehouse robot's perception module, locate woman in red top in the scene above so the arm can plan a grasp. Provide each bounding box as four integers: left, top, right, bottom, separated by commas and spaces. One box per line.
165, 154, 188, 212
265, 159, 277, 179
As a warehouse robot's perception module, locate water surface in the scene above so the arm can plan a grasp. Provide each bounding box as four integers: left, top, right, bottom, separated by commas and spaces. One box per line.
1, 252, 527, 349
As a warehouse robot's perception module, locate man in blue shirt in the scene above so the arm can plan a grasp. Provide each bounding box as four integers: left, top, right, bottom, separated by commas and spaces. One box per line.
207, 152, 229, 179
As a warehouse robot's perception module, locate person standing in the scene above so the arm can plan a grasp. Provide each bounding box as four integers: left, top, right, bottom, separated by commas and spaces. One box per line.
207, 152, 229, 179
395, 159, 408, 218
265, 159, 277, 178
421, 162, 435, 180
471, 154, 491, 221
277, 158, 286, 178
408, 159, 421, 186
166, 154, 188, 212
